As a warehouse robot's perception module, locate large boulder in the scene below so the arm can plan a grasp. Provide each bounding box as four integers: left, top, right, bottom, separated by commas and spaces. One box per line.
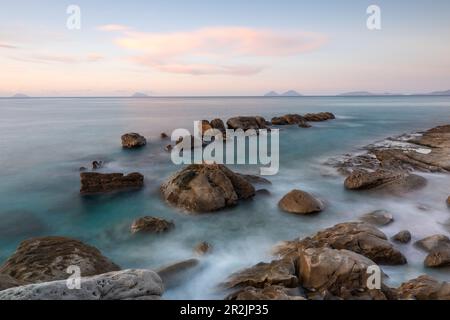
121, 133, 146, 149
278, 190, 324, 215
298, 247, 390, 300
274, 222, 407, 265
344, 169, 426, 193
161, 164, 255, 213
0, 236, 120, 283
80, 172, 144, 194
396, 275, 450, 300
0, 269, 163, 300
226, 116, 268, 131
302, 112, 335, 122
130, 216, 174, 234
415, 235, 450, 268
223, 259, 298, 290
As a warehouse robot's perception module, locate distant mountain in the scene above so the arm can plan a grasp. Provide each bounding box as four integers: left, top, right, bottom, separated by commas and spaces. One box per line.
281, 90, 302, 97
339, 91, 377, 96
425, 89, 450, 96
11, 93, 30, 98
264, 90, 302, 97
131, 92, 149, 98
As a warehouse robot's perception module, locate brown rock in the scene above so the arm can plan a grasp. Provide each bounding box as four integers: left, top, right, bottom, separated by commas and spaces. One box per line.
199, 120, 213, 134
160, 132, 169, 139
80, 172, 144, 194
226, 116, 268, 131
227, 286, 305, 300
415, 234, 450, 252
397, 275, 450, 300
130, 216, 174, 234
0, 236, 120, 283
161, 164, 255, 213
447, 196, 450, 206
415, 235, 450, 268
392, 230, 412, 244
210, 118, 226, 134
303, 112, 335, 122
121, 133, 146, 149
237, 174, 271, 185
359, 210, 394, 226
278, 189, 324, 215
0, 273, 23, 291
194, 242, 212, 256
156, 259, 200, 288
223, 259, 298, 290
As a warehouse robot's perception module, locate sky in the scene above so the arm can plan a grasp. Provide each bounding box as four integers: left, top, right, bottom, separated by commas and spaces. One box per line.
0, 0, 450, 96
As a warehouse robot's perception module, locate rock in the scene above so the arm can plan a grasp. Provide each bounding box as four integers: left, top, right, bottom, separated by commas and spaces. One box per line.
210, 118, 226, 134
392, 230, 412, 244
121, 133, 146, 149
415, 235, 450, 252
194, 242, 212, 256
160, 132, 169, 139
447, 196, 450, 206
92, 160, 104, 170
0, 236, 120, 283
274, 222, 407, 265
226, 116, 268, 131
175, 135, 206, 149
227, 286, 306, 300
165, 144, 173, 152
237, 174, 271, 185
130, 216, 174, 234
199, 120, 213, 134
278, 189, 324, 215
344, 169, 426, 193
0, 269, 163, 300
396, 275, 450, 300
298, 247, 390, 300
156, 259, 200, 288
0, 274, 23, 291
359, 210, 394, 226
223, 259, 298, 290
80, 172, 144, 194
303, 112, 335, 122
161, 164, 255, 213
415, 235, 450, 268
256, 189, 271, 197
271, 114, 306, 126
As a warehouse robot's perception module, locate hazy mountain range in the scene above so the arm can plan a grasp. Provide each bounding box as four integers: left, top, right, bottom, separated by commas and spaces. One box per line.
264, 90, 302, 97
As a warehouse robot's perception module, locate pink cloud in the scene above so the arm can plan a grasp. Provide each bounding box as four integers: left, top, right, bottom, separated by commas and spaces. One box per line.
0, 42, 18, 49
97, 24, 132, 32
112, 26, 327, 75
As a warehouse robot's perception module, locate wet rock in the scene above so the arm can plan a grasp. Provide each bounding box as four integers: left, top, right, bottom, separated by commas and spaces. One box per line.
359, 210, 394, 226
161, 164, 255, 213
92, 160, 104, 170
278, 189, 324, 215
160, 132, 169, 139
392, 230, 412, 244
223, 259, 298, 290
210, 118, 226, 134
80, 172, 144, 194
415, 235, 450, 252
396, 275, 450, 300
344, 169, 426, 193
271, 114, 308, 127
302, 112, 335, 122
156, 259, 200, 288
194, 242, 212, 256
165, 144, 173, 152
237, 174, 271, 185
298, 247, 390, 300
0, 236, 120, 283
199, 120, 213, 134
415, 235, 450, 268
0, 274, 23, 291
226, 116, 268, 131
256, 189, 271, 197
227, 286, 306, 300
121, 133, 146, 149
274, 222, 407, 265
130, 216, 174, 234
0, 269, 163, 300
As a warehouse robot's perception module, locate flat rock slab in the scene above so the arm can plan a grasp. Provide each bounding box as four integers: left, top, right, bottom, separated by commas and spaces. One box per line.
80, 172, 144, 194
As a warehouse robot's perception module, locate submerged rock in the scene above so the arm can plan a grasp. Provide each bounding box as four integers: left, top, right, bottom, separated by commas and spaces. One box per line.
0, 236, 120, 283
0, 269, 163, 300
80, 172, 144, 194
156, 259, 200, 288
160, 132, 169, 139
226, 116, 268, 131
415, 235, 450, 268
121, 133, 146, 149
194, 242, 212, 256
161, 164, 255, 213
278, 189, 324, 215
92, 160, 104, 170
396, 275, 450, 300
130, 216, 174, 234
303, 112, 335, 122
359, 210, 394, 226
392, 230, 412, 244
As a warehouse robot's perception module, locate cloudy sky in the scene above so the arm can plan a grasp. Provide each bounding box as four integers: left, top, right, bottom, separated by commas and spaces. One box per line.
0, 0, 449, 96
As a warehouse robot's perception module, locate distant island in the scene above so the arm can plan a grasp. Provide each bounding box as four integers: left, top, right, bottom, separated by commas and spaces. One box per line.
338, 91, 400, 97
11, 93, 30, 98
424, 89, 450, 96
131, 92, 150, 98
264, 90, 302, 97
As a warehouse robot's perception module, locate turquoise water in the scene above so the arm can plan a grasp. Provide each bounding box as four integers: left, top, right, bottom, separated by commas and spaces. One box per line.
0, 96, 449, 299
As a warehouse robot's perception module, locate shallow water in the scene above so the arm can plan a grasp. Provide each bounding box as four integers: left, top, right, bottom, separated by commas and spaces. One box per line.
0, 96, 449, 299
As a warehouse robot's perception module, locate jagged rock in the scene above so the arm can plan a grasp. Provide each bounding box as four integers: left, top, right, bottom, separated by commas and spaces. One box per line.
80, 172, 144, 194
130, 216, 174, 234
415, 235, 450, 268
359, 210, 394, 226
227, 286, 306, 300
303, 112, 335, 122
278, 190, 324, 215
210, 118, 226, 134
344, 169, 426, 193
156, 259, 200, 288
396, 275, 450, 300
161, 164, 255, 213
298, 247, 390, 300
0, 274, 23, 291
226, 116, 268, 131
0, 236, 120, 283
121, 133, 146, 149
194, 242, 212, 256
0, 269, 163, 300
392, 230, 412, 244
223, 259, 298, 290
274, 222, 407, 265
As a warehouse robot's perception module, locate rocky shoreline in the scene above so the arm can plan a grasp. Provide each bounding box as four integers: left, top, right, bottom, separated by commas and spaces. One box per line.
0, 116, 449, 300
